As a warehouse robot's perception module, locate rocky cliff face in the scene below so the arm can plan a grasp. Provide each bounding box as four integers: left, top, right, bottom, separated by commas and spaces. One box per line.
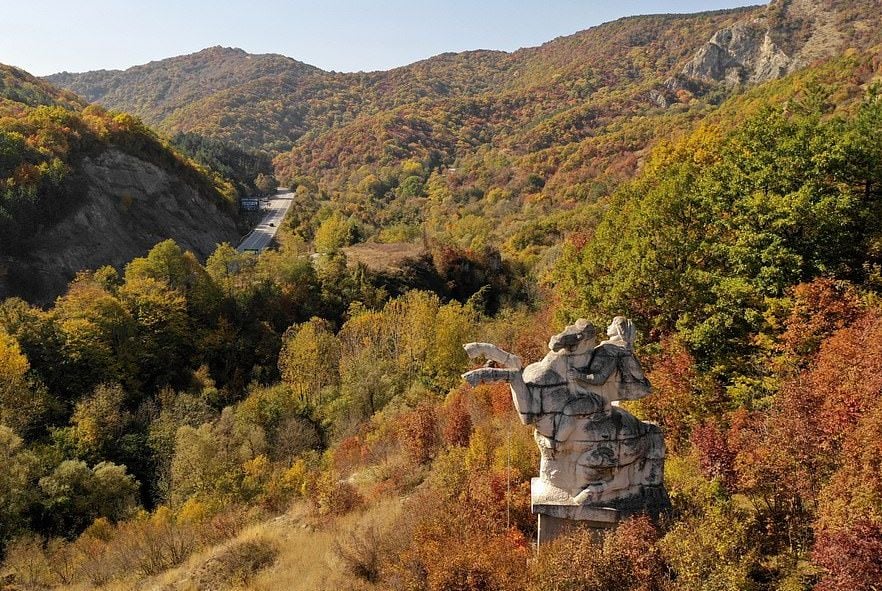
1, 148, 241, 304
682, 22, 792, 85
682, 0, 860, 85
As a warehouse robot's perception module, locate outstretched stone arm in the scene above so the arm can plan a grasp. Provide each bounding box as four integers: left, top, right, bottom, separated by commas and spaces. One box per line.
461, 366, 538, 425
463, 342, 523, 370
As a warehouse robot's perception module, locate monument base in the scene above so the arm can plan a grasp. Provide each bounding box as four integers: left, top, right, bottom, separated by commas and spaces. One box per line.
531, 478, 670, 546
536, 513, 612, 546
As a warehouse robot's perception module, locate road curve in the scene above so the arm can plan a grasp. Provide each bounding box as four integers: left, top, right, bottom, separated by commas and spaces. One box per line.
236, 190, 294, 253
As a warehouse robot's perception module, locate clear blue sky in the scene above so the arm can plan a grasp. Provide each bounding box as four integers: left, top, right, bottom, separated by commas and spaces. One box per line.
3, 0, 761, 76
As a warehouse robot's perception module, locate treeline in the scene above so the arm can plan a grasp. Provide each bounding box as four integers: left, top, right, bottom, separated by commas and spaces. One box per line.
170, 132, 275, 197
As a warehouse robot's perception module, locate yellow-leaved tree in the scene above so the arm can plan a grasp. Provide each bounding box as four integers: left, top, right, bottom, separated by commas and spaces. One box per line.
278, 318, 340, 403
0, 329, 31, 431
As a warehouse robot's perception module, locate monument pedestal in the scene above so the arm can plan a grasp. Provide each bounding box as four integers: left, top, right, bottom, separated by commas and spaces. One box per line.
531, 478, 670, 546
531, 478, 619, 546
536, 513, 612, 546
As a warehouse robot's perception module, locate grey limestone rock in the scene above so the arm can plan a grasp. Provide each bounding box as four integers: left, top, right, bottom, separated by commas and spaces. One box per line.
682, 21, 792, 85
0, 148, 240, 303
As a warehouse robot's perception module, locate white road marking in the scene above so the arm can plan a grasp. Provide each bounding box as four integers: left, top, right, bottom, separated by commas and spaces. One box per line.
236, 190, 294, 253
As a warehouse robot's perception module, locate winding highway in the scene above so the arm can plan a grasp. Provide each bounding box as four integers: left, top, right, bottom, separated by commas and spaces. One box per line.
236, 190, 294, 253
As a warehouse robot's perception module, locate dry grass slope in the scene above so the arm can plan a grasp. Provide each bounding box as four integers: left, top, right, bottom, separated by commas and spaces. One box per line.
342, 243, 428, 274
81, 500, 405, 591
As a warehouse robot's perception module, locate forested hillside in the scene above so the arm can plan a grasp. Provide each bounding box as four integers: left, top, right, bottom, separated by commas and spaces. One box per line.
0, 65, 243, 303
3, 60, 882, 587
48, 0, 882, 272
49, 1, 878, 157
2, 0, 882, 589
49, 8, 752, 156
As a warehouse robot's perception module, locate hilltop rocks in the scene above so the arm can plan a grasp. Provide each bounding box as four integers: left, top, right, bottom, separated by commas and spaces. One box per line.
683, 21, 792, 85
682, 0, 858, 87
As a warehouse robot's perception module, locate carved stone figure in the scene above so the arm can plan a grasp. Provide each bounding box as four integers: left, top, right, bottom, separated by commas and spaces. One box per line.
462, 317, 667, 539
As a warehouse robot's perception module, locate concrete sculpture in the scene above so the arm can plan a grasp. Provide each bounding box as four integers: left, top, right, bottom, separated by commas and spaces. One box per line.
462, 317, 667, 543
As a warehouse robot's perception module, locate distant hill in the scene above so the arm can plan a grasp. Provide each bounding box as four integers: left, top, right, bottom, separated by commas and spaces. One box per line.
0, 65, 242, 303
48, 1, 877, 153
43, 0, 882, 264
1, 64, 84, 109
47, 9, 763, 154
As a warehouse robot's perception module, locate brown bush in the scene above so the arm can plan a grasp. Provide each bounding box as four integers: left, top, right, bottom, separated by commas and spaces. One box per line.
399, 403, 439, 465
315, 472, 364, 516
387, 491, 531, 591
441, 390, 473, 447
0, 506, 251, 588
530, 516, 669, 591
2, 535, 54, 588
779, 278, 863, 361
190, 536, 278, 590
333, 524, 389, 583
813, 521, 882, 591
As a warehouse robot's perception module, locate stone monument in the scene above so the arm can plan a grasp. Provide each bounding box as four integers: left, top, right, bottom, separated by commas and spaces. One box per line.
462, 317, 667, 544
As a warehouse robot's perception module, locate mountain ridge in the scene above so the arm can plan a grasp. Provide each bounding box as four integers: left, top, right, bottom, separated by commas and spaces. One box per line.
35, 0, 882, 280
45, 6, 761, 152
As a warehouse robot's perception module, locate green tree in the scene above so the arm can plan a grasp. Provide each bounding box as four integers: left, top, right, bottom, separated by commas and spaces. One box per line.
254, 172, 278, 195
278, 318, 340, 404
67, 383, 132, 461
555, 100, 882, 387
119, 276, 192, 391
313, 212, 359, 254
0, 426, 38, 551
50, 276, 138, 396
39, 460, 139, 537
170, 409, 266, 506
0, 328, 38, 435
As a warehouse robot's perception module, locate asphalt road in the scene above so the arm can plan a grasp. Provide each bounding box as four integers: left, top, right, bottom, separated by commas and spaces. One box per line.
236, 191, 294, 253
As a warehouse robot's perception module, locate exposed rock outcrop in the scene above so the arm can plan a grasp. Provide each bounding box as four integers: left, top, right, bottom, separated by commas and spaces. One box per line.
682, 22, 792, 85
1, 148, 240, 304
682, 0, 857, 86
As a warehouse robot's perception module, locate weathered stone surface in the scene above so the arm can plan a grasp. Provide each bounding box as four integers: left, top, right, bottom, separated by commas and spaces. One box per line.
0, 148, 241, 304
683, 22, 792, 85
681, 0, 854, 88
463, 317, 669, 542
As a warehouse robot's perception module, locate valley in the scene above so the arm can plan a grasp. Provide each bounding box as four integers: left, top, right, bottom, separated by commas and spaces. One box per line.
2, 1, 882, 589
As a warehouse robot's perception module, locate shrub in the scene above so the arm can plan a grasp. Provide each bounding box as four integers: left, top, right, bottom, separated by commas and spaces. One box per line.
390, 499, 531, 591
441, 390, 473, 447
2, 534, 54, 588
333, 524, 388, 583
399, 403, 439, 466
659, 503, 756, 591
190, 536, 278, 590
314, 472, 364, 516
529, 516, 668, 591
813, 521, 882, 591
